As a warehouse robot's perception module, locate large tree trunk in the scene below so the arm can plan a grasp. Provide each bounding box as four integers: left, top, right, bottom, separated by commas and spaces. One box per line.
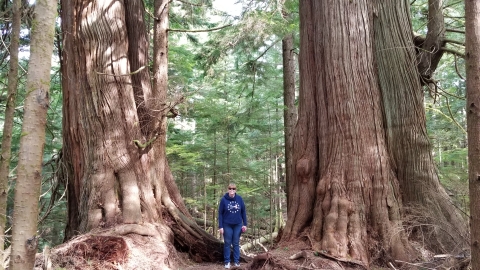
374, 0, 468, 254
280, 0, 467, 268
281, 1, 411, 267
9, 0, 57, 268
60, 0, 222, 266
466, 0, 480, 268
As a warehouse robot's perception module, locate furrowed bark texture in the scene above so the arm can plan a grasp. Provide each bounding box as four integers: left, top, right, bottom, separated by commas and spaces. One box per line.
281, 0, 411, 267
282, 32, 297, 210
60, 0, 222, 263
466, 0, 480, 268
281, 0, 468, 267
375, 0, 468, 253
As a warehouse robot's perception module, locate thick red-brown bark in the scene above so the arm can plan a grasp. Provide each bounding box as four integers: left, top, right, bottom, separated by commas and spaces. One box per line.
375, 1, 468, 253
280, 0, 467, 268
60, 0, 222, 265
466, 0, 480, 268
281, 1, 411, 267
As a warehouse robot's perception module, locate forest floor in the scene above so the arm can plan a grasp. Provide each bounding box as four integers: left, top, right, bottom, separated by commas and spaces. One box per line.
36, 233, 375, 270
33, 230, 469, 270
152, 237, 470, 270
173, 240, 384, 270
175, 248, 369, 270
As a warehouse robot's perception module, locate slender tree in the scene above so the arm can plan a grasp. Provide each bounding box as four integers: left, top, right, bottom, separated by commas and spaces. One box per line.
282, 32, 296, 210
466, 0, 480, 268
416, 0, 446, 84
8, 0, 57, 268
0, 0, 21, 264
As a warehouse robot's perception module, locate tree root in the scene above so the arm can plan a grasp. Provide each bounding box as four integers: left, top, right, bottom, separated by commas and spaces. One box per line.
315, 250, 367, 269
104, 224, 161, 238
248, 252, 297, 270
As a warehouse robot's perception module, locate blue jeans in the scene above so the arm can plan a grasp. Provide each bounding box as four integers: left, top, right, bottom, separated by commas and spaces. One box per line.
223, 223, 242, 264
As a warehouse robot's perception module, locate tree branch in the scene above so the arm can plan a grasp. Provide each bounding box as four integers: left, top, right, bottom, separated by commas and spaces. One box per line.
444, 94, 466, 134
454, 54, 465, 80
444, 38, 464, 46
251, 39, 281, 62
174, 0, 204, 7
416, 0, 446, 81
133, 135, 158, 150
96, 66, 146, 77
145, 0, 170, 21
445, 28, 465, 34
168, 24, 232, 33
441, 47, 465, 58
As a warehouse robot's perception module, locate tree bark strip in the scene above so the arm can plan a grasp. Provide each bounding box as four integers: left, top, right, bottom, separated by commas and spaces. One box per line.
466, 0, 480, 268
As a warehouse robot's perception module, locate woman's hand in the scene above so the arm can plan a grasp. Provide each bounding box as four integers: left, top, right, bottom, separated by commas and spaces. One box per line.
218, 228, 224, 234
241, 226, 247, 232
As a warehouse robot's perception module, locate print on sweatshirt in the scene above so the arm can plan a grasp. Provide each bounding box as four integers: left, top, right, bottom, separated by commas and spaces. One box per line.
227, 201, 240, 213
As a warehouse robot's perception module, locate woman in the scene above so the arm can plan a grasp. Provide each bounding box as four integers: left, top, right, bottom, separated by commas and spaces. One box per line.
218, 183, 248, 269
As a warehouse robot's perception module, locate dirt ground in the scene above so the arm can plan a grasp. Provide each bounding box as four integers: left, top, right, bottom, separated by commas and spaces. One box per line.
34, 232, 469, 270
175, 250, 374, 270
171, 238, 470, 270
38, 233, 370, 270
174, 240, 372, 270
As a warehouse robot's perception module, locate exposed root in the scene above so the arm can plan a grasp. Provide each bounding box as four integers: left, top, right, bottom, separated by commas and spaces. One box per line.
36, 235, 128, 270
71, 235, 127, 263
33, 225, 177, 270
315, 250, 367, 269
248, 252, 296, 270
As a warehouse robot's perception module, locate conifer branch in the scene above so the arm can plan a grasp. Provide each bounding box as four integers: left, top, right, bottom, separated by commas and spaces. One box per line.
96, 66, 146, 77
169, 24, 232, 33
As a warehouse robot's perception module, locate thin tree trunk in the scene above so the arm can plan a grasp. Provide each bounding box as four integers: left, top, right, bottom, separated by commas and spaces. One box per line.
151, 0, 169, 213
213, 131, 218, 237
0, 0, 21, 265
416, 0, 445, 84
282, 32, 297, 210
466, 0, 480, 268
9, 0, 57, 268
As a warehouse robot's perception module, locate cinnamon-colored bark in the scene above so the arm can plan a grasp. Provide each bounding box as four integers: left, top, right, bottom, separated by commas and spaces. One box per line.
466, 0, 480, 268
280, 0, 467, 267
60, 0, 222, 263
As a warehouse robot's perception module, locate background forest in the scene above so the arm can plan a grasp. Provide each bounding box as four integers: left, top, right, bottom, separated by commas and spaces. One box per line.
0, 0, 471, 269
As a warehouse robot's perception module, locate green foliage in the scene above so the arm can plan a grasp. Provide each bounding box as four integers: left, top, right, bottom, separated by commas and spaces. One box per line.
0, 56, 65, 249
425, 52, 467, 212
0, 0, 470, 254
167, 1, 290, 240
427, 114, 467, 210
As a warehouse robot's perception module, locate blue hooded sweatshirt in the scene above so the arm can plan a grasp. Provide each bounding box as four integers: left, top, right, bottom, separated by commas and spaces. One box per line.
218, 193, 247, 228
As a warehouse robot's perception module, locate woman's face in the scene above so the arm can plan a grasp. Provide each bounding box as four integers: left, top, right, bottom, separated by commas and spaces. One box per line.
228, 185, 236, 197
